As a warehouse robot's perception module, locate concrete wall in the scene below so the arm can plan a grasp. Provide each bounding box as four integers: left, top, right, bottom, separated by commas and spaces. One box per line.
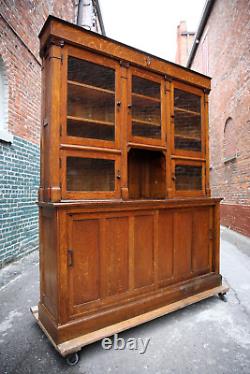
190, 0, 250, 237
0, 1, 76, 267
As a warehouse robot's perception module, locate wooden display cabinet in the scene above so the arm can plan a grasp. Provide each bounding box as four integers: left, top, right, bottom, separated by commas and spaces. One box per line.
34, 16, 228, 361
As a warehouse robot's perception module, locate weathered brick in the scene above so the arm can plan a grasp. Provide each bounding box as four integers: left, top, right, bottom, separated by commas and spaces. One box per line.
190, 0, 250, 237
0, 1, 76, 266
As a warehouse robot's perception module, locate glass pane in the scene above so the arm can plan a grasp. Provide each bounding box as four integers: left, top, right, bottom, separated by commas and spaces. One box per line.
68, 56, 115, 90
67, 57, 115, 141
132, 122, 161, 138
174, 88, 201, 152
67, 119, 114, 140
175, 165, 202, 190
132, 76, 160, 99
132, 79, 161, 139
67, 157, 115, 191
174, 89, 200, 112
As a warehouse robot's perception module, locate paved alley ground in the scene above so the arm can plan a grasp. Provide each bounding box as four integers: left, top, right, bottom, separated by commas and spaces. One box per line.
0, 232, 250, 374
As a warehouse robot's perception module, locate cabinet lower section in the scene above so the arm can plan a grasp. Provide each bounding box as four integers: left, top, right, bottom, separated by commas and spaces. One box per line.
39, 198, 222, 344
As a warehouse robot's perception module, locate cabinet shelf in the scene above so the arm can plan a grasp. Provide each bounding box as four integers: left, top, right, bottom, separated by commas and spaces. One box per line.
175, 134, 201, 142
67, 116, 114, 127
132, 118, 161, 127
68, 80, 115, 95
174, 107, 200, 116
132, 92, 160, 103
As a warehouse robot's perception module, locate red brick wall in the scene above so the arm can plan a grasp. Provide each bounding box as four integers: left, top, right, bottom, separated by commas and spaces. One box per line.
0, 0, 76, 144
220, 204, 250, 237
190, 0, 250, 236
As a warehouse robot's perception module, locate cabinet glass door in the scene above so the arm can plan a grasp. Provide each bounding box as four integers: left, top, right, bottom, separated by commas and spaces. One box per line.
174, 86, 202, 154
67, 56, 116, 143
175, 164, 202, 190
172, 160, 205, 196
130, 71, 163, 145
67, 156, 115, 192
61, 151, 121, 199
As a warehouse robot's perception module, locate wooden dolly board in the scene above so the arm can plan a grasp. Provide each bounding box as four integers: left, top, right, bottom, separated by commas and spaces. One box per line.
31, 282, 229, 366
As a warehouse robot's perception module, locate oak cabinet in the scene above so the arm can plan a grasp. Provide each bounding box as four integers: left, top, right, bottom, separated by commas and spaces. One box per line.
37, 16, 223, 347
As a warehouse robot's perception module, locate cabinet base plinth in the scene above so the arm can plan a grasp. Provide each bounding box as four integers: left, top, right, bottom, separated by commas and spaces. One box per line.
31, 282, 229, 357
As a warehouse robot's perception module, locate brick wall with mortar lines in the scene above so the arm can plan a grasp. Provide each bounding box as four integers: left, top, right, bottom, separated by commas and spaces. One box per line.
0, 136, 39, 267
190, 0, 250, 236
0, 1, 76, 265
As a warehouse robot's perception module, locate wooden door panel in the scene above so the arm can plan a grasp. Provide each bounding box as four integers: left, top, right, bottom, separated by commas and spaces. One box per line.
158, 212, 173, 281
173, 210, 192, 277
71, 219, 100, 306
134, 215, 154, 288
192, 208, 210, 272
102, 217, 129, 297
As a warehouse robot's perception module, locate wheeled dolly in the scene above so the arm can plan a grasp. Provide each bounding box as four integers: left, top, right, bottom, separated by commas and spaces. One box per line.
31, 282, 229, 366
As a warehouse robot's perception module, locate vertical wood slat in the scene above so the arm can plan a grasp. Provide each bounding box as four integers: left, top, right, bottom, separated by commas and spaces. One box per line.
70, 218, 100, 306
158, 211, 174, 281
99, 218, 106, 299
192, 208, 210, 272
154, 211, 159, 284
161, 79, 167, 148
102, 217, 129, 297
58, 210, 69, 324
174, 210, 192, 278
120, 64, 129, 200
204, 92, 211, 196
128, 215, 135, 290
166, 80, 174, 198
214, 202, 220, 274
209, 207, 214, 272
134, 215, 154, 288
47, 44, 63, 201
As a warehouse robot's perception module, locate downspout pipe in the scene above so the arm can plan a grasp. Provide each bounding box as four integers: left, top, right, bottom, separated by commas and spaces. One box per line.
186, 0, 216, 68
77, 0, 84, 26
77, 0, 92, 30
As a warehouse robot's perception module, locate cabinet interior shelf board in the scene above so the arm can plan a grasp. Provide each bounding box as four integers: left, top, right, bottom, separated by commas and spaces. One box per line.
132, 118, 161, 127
67, 116, 114, 127
132, 92, 160, 103
174, 107, 200, 116
68, 80, 115, 95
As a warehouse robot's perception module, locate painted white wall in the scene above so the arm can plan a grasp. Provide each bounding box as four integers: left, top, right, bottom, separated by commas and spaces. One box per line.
0, 57, 13, 143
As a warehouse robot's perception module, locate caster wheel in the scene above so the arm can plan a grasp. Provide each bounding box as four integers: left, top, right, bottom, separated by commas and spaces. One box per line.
218, 292, 227, 302
66, 352, 80, 366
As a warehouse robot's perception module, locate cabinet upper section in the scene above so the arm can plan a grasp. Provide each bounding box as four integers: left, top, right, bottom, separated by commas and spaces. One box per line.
39, 16, 211, 203
39, 16, 211, 90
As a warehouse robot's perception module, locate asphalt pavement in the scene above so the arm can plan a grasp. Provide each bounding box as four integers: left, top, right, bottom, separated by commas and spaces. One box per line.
0, 229, 250, 374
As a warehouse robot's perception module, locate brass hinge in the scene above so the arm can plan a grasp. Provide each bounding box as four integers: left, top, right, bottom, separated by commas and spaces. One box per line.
59, 158, 62, 169
49, 55, 63, 63
164, 74, 172, 82
67, 249, 74, 267
43, 119, 48, 127
120, 60, 130, 68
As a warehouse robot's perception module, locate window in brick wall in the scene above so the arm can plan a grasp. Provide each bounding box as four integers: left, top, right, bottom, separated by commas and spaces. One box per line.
224, 117, 237, 162
0, 57, 12, 143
